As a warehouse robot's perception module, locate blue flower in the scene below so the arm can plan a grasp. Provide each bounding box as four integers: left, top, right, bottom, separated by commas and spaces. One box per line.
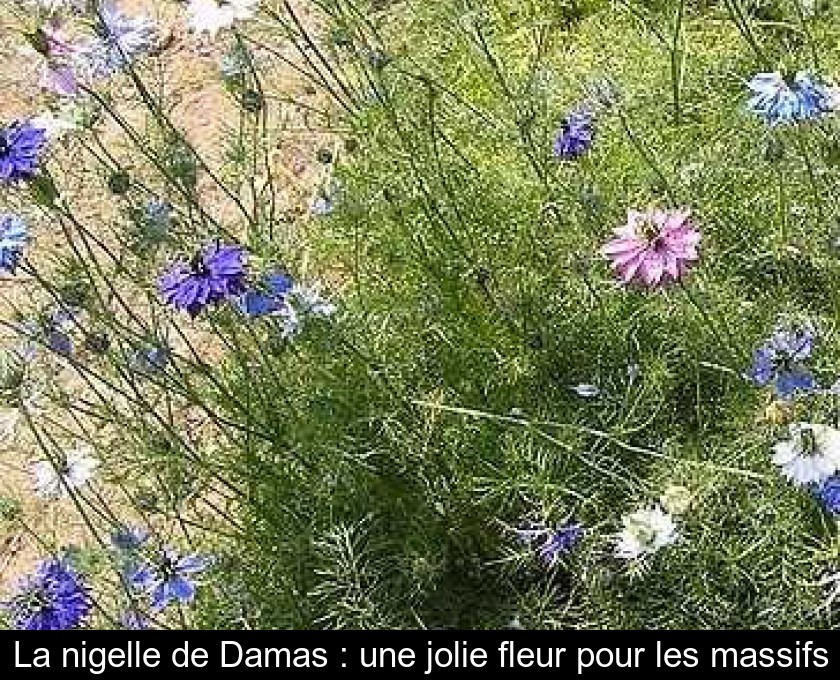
129, 345, 169, 373
4, 558, 90, 630
237, 271, 294, 318
129, 549, 211, 611
536, 523, 584, 565
0, 121, 47, 183
747, 71, 836, 126
747, 325, 817, 399
553, 108, 594, 160
159, 242, 247, 316
0, 214, 29, 274
44, 307, 77, 357
515, 520, 583, 566
47, 330, 73, 357
815, 475, 840, 515
120, 610, 150, 630
111, 525, 149, 552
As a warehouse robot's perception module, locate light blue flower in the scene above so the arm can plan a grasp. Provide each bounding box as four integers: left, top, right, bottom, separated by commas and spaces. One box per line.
145, 198, 172, 234
747, 71, 836, 126
79, 1, 157, 79
129, 549, 211, 611
129, 345, 169, 374
0, 214, 29, 274
747, 324, 817, 399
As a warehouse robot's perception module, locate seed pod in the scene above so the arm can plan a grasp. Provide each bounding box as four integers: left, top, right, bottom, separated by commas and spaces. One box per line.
108, 170, 131, 195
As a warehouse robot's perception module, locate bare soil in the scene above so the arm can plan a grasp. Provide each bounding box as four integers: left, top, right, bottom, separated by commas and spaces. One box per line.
0, 0, 332, 596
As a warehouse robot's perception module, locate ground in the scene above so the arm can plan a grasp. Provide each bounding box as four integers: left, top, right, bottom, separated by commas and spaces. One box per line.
0, 0, 329, 595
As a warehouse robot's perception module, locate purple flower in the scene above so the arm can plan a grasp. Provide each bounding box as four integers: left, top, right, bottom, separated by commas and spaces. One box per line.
815, 475, 840, 515
553, 108, 594, 160
0, 214, 29, 274
515, 520, 583, 566
536, 523, 584, 565
129, 549, 211, 611
747, 325, 817, 399
159, 242, 247, 316
4, 558, 90, 630
37, 21, 80, 97
237, 271, 294, 318
47, 330, 73, 356
0, 121, 47, 183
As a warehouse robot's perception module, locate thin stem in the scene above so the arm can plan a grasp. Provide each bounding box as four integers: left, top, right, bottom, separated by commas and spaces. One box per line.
680, 280, 740, 366
670, 0, 687, 125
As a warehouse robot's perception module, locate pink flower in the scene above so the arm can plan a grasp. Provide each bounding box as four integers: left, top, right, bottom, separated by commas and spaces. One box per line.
600, 208, 700, 288
37, 21, 79, 97
40, 64, 78, 97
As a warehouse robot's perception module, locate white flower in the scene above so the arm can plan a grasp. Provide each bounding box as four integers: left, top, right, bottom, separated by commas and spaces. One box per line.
292, 282, 337, 319
660, 485, 692, 515
186, 0, 258, 38
28, 0, 86, 12
0, 408, 21, 445
29, 110, 78, 141
615, 505, 677, 560
772, 422, 840, 486
277, 303, 301, 339
570, 383, 600, 398
31, 445, 98, 498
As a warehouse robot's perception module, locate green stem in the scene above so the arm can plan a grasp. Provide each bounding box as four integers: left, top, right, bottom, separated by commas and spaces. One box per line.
616, 107, 675, 201
680, 280, 740, 366
670, 0, 686, 125
723, 0, 770, 68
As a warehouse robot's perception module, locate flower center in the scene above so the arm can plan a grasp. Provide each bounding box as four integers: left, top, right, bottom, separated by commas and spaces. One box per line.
0, 134, 9, 156
160, 556, 177, 581
54, 454, 71, 478
639, 217, 661, 245
800, 428, 820, 457
21, 586, 50, 614
782, 72, 799, 90
627, 517, 657, 548
190, 253, 209, 277
772, 353, 794, 373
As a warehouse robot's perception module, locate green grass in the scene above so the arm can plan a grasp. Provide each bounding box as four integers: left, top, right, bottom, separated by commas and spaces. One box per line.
195, 0, 840, 628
